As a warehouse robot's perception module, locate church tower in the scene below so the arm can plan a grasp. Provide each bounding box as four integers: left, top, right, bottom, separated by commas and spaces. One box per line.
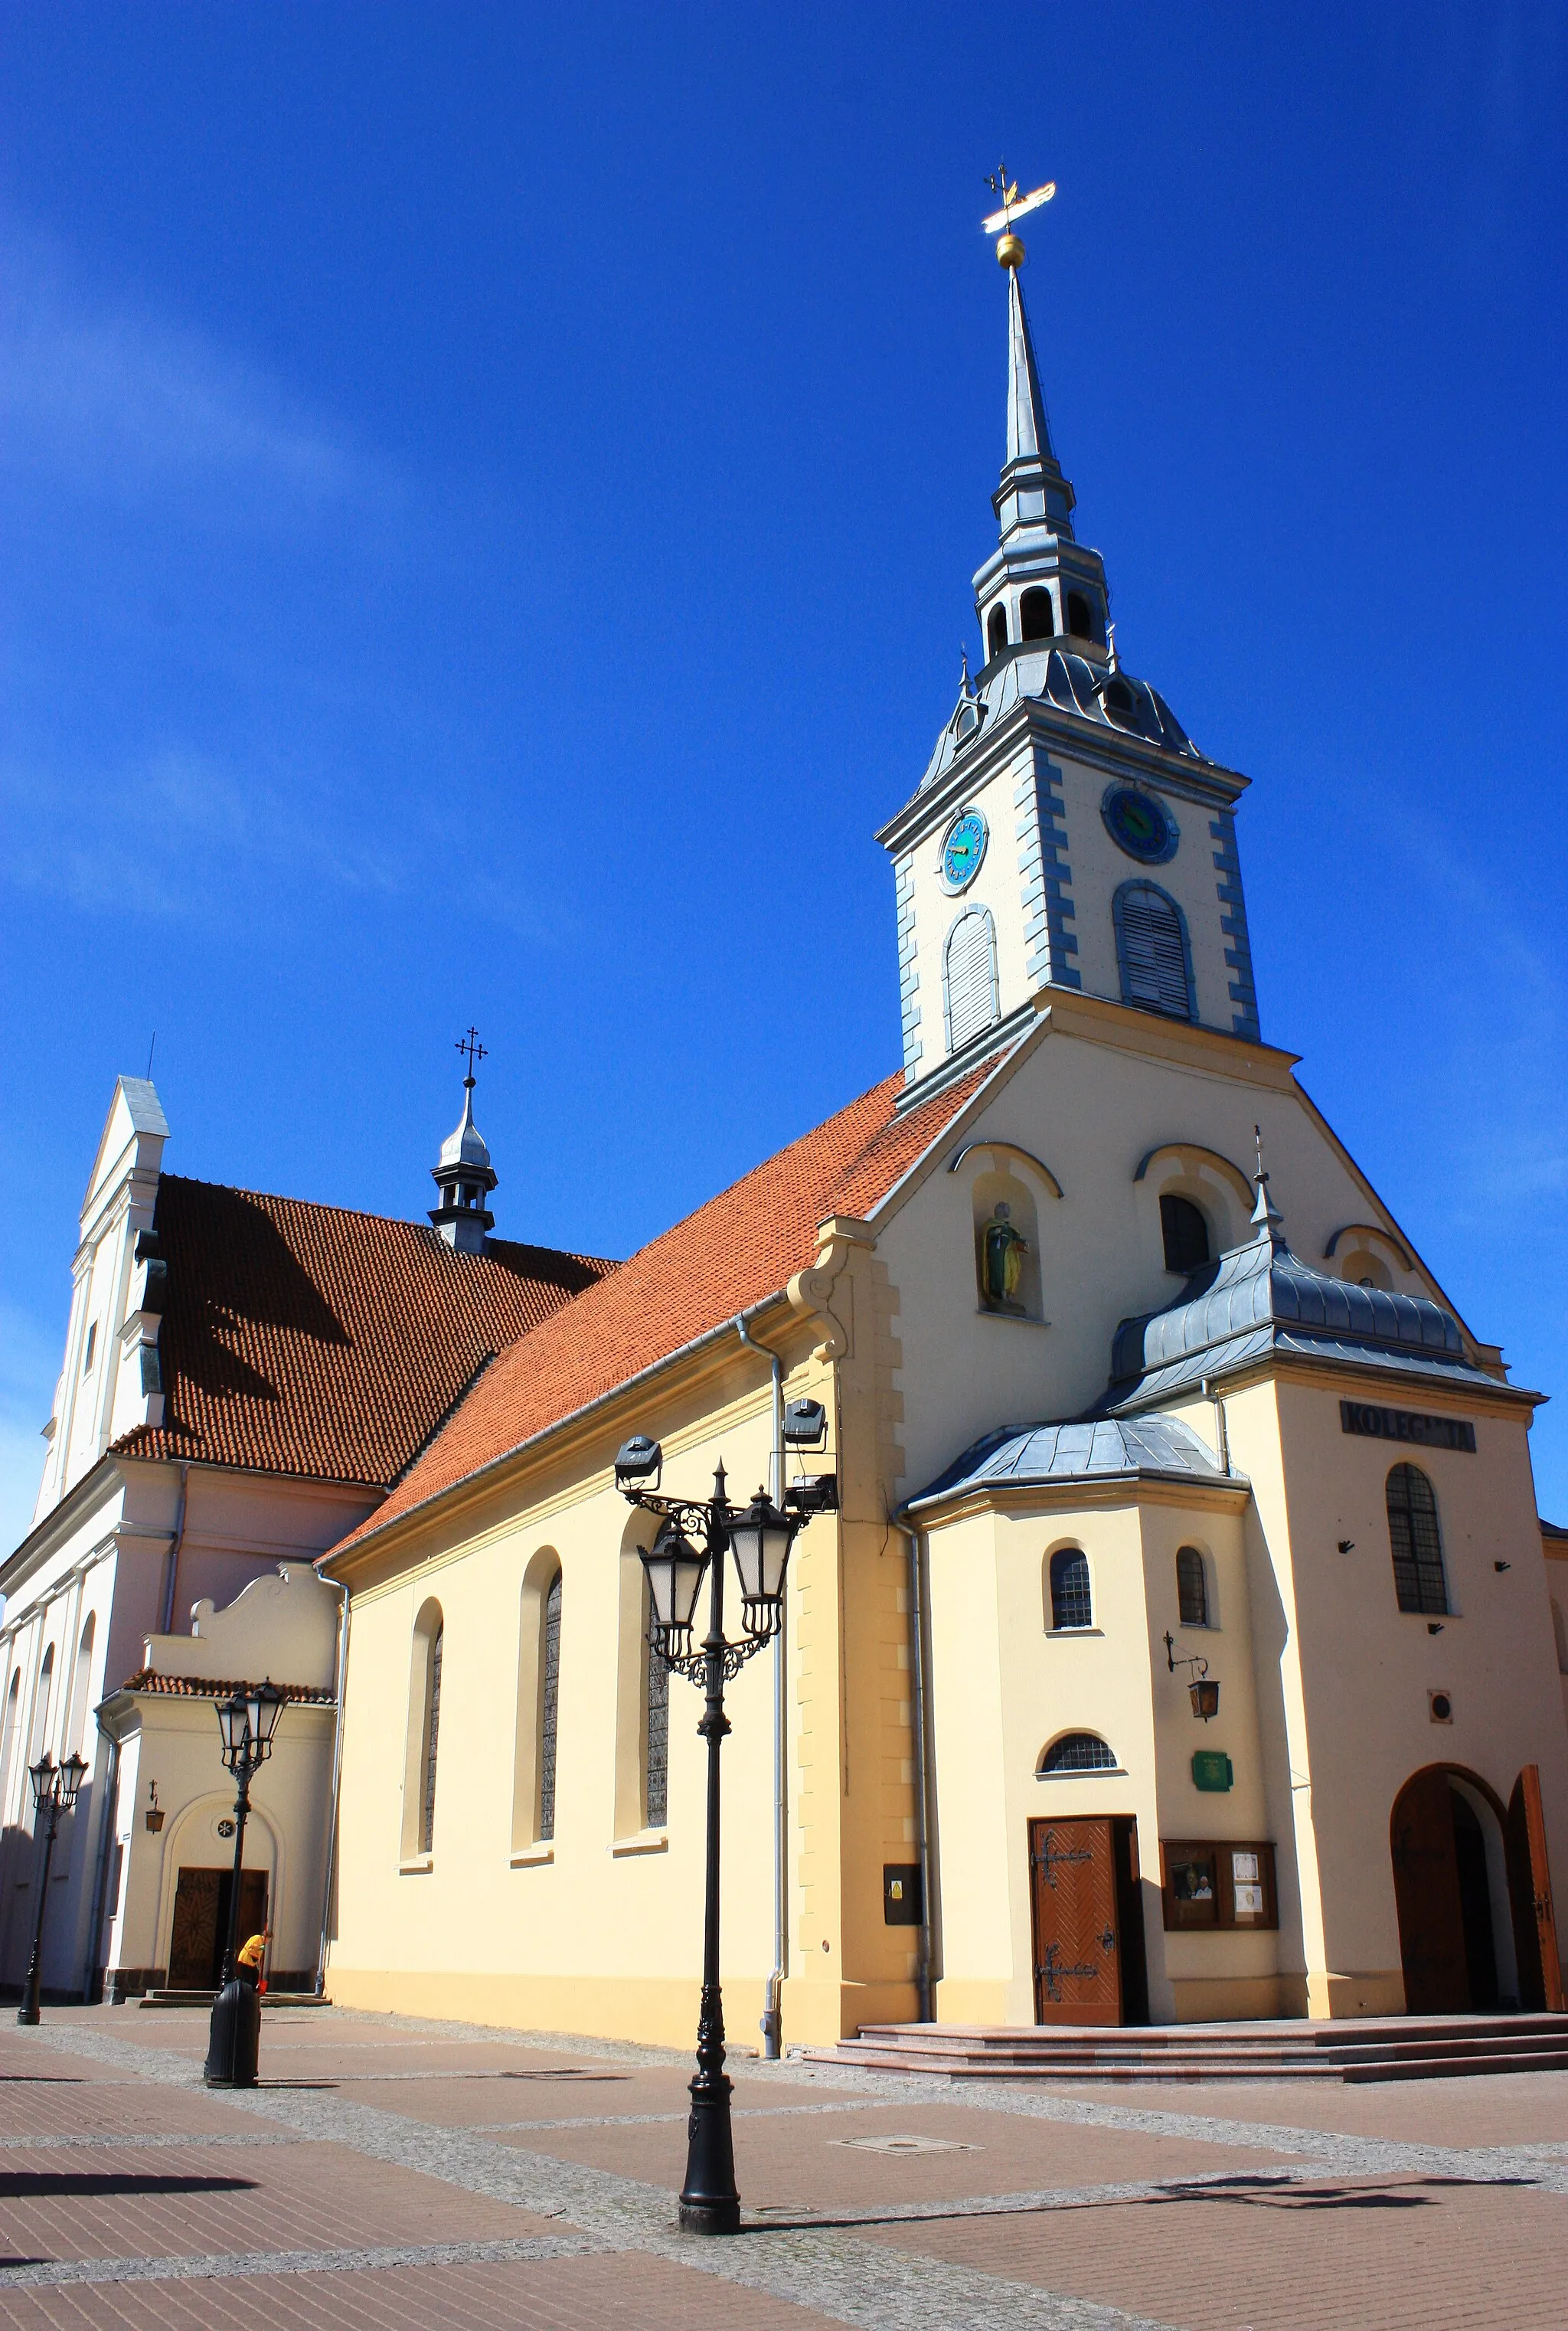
878, 220, 1259, 1102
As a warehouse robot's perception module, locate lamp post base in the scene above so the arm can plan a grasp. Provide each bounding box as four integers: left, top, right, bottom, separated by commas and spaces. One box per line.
15, 2000, 39, 2029
678, 2195, 742, 2236
204, 1978, 260, 2087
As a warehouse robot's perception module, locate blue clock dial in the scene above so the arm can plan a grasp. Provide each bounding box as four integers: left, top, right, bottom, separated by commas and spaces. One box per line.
1101, 784, 1178, 865
941, 809, 988, 892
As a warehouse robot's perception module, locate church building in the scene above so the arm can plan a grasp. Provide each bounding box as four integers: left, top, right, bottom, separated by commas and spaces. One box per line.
2, 1065, 608, 2002
318, 236, 1568, 2041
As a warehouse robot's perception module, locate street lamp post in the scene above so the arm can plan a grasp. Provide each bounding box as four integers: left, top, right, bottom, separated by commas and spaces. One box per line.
16, 1752, 89, 2026
616, 1433, 827, 2235
204, 1679, 285, 2088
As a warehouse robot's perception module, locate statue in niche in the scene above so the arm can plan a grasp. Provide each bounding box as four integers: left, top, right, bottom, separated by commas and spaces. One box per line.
982, 1201, 1029, 1313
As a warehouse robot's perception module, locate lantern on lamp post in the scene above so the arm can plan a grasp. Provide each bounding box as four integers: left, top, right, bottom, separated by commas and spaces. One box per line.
616, 1437, 816, 2235
16, 1751, 89, 2026
203, 1679, 285, 2088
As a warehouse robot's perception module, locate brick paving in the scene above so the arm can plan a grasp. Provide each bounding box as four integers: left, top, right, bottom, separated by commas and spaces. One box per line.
0, 2009, 1560, 2329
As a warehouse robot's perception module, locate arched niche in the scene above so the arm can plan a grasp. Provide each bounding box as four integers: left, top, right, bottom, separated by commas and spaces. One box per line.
1133, 1142, 1252, 1268
1325, 1223, 1413, 1292
949, 1141, 1062, 1322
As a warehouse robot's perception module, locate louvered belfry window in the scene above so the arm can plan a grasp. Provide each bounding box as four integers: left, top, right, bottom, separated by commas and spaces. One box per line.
1386, 1464, 1449, 1615
1114, 881, 1194, 1019
943, 907, 999, 1053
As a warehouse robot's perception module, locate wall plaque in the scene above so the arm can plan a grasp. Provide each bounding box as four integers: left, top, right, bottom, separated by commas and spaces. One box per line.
1191, 1751, 1233, 1793
1339, 1401, 1475, 1453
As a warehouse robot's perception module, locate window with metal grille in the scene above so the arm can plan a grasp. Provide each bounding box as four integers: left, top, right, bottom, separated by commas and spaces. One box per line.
1386, 1464, 1449, 1614
645, 1627, 668, 1829
1161, 1193, 1210, 1273
1040, 1731, 1116, 1774
538, 1571, 562, 1840
1048, 1547, 1093, 1630
1177, 1546, 1209, 1628
943, 907, 999, 1053
1113, 881, 1194, 1020
419, 1625, 442, 1855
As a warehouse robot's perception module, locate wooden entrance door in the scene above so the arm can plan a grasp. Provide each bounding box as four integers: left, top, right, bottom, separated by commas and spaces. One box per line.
1027, 1816, 1122, 2025
1390, 1769, 1468, 2013
168, 1867, 268, 1989
1507, 1766, 1565, 2012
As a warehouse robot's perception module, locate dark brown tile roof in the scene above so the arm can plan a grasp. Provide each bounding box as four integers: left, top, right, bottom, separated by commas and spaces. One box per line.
113, 1177, 614, 1488
340, 1052, 1010, 1554
120, 1670, 335, 1703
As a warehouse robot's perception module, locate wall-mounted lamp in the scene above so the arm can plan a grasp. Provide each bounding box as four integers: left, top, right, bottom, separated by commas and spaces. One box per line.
1165, 1631, 1220, 1721
1494, 1561, 1511, 1573
145, 1780, 164, 1834
1427, 1621, 1445, 1636
1337, 1539, 1355, 1554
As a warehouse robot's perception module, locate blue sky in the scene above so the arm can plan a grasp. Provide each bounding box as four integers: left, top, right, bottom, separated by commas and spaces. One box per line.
2, 2, 1566, 1542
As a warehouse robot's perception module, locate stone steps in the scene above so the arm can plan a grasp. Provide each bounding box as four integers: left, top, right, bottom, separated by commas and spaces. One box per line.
804, 2014, 1568, 2084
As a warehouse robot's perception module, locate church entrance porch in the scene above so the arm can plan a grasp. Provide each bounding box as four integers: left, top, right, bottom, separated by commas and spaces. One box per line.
1027, 1816, 1148, 2025
1390, 1764, 1563, 2016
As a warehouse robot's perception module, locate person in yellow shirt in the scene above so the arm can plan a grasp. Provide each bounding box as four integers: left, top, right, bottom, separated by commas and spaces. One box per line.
236, 1928, 271, 1990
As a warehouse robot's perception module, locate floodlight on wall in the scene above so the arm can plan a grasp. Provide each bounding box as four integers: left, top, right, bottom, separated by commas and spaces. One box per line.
782, 1399, 828, 1449
615, 1435, 663, 1494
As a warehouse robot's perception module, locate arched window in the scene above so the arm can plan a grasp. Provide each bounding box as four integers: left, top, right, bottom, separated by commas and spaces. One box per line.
1040, 1731, 1116, 1774
943, 907, 1000, 1054
0, 1672, 20, 1820
1386, 1464, 1448, 1615
1048, 1548, 1093, 1631
402, 1600, 443, 1861
645, 1625, 668, 1829
1020, 586, 1054, 642
1161, 1194, 1210, 1273
1176, 1547, 1209, 1628
1067, 589, 1102, 644
987, 604, 1008, 659
420, 1625, 443, 1855
539, 1571, 562, 1842
1113, 881, 1195, 1021
1553, 1596, 1568, 1677
65, 1615, 96, 1760
28, 1646, 55, 1765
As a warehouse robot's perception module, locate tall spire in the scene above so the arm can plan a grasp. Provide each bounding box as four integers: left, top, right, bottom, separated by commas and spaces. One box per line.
973, 181, 1111, 665
1005, 266, 1055, 472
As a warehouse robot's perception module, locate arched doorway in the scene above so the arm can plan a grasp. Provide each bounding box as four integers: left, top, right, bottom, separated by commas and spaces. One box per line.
1390, 1766, 1518, 2014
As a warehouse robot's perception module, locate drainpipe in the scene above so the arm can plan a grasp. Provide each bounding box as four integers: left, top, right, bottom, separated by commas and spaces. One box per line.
736, 1313, 786, 2060
315, 1574, 351, 1996
83, 1724, 121, 2005
890, 1513, 935, 2025
1200, 1378, 1230, 1473
158, 1462, 191, 1635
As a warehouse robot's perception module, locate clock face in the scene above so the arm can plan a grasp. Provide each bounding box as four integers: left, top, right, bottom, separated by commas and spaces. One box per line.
1102, 784, 1178, 865
941, 809, 988, 892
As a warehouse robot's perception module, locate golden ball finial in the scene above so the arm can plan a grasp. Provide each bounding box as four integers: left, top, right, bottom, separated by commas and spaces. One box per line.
996, 232, 1025, 269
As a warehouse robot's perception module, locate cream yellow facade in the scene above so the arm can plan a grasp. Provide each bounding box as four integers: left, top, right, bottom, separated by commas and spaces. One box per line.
322, 995, 1568, 2041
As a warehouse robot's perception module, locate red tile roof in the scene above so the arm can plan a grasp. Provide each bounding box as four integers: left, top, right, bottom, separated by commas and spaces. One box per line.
338, 1053, 1009, 1555
120, 1669, 335, 1704
113, 1177, 613, 1488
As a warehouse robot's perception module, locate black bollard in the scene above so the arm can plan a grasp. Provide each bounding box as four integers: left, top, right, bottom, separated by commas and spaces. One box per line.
204, 1977, 261, 2087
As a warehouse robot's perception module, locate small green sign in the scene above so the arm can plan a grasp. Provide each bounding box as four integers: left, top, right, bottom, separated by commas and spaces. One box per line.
1192, 1751, 1233, 1793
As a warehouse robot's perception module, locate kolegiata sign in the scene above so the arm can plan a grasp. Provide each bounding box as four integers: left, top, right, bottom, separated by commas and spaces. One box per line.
1339, 1401, 1475, 1453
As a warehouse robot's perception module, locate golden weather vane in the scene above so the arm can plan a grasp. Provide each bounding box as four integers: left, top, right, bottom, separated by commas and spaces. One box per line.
982, 162, 1056, 269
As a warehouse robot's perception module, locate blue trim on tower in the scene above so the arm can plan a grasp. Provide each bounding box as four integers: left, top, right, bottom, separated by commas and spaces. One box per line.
1015, 753, 1081, 991
894, 852, 922, 1077
1209, 811, 1260, 1041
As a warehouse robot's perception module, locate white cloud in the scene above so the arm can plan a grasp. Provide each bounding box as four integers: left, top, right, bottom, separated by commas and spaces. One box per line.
0, 215, 371, 525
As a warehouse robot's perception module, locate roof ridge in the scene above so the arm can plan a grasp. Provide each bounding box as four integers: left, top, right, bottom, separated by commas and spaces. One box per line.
157, 1173, 609, 1269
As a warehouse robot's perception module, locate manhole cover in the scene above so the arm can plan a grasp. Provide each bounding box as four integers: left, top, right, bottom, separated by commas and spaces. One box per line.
832, 2135, 978, 2154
